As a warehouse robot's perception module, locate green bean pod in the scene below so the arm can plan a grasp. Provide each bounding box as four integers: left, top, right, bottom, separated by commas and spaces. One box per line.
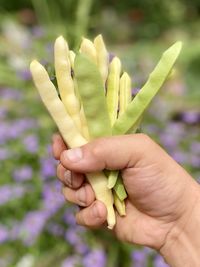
106, 57, 121, 126
74, 53, 112, 139
114, 176, 127, 201
112, 41, 182, 135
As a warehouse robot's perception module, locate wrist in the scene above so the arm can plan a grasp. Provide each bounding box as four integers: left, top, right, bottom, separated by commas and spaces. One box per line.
160, 181, 200, 267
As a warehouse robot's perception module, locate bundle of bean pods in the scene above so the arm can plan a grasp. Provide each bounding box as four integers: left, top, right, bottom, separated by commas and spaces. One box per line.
30, 35, 182, 229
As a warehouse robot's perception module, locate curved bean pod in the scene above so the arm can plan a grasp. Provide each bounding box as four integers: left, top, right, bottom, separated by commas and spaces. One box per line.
112, 41, 182, 135
30, 60, 86, 148
30, 59, 115, 229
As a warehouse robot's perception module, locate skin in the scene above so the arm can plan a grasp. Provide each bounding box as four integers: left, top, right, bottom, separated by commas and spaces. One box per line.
52, 133, 200, 266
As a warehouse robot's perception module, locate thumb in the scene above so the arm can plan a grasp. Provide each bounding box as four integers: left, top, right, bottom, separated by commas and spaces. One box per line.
60, 134, 152, 173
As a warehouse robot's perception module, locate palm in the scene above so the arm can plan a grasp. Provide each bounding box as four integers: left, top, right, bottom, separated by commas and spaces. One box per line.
114, 158, 188, 249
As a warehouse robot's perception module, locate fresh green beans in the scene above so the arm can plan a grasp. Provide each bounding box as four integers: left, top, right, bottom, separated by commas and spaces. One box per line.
31, 34, 182, 228
112, 41, 182, 135
74, 53, 112, 139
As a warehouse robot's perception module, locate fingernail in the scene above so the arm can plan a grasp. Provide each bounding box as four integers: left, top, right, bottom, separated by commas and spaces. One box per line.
64, 170, 72, 187
76, 186, 86, 206
64, 148, 83, 162
92, 203, 101, 218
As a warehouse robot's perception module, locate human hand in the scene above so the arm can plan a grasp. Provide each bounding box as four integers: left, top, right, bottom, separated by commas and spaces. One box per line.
52, 133, 200, 253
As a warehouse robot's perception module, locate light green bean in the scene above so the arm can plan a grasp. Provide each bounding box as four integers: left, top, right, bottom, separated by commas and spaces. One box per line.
74, 53, 112, 139
112, 41, 182, 135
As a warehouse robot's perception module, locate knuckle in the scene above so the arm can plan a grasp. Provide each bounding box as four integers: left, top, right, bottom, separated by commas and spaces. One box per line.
137, 133, 152, 145
91, 137, 107, 158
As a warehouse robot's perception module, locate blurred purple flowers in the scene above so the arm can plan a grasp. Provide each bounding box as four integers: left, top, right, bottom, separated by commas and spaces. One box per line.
13, 165, 33, 182
0, 184, 27, 205
0, 224, 9, 244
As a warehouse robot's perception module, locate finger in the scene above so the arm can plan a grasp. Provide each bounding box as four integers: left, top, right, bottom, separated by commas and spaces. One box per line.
60, 133, 157, 172
52, 133, 67, 160
62, 183, 95, 207
57, 163, 85, 188
75, 200, 107, 228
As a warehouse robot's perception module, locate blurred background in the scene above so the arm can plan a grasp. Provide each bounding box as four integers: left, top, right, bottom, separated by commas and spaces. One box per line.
0, 0, 199, 266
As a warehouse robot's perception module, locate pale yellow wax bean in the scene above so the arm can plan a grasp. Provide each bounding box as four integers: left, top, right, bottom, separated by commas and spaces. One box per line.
118, 72, 132, 117
30, 60, 86, 148
79, 37, 97, 64
30, 60, 115, 229
54, 36, 82, 132
94, 34, 109, 85
69, 50, 76, 70
87, 172, 115, 229
106, 57, 121, 126
114, 191, 126, 216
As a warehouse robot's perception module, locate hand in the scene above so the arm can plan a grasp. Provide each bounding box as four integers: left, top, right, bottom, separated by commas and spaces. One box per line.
52, 133, 200, 252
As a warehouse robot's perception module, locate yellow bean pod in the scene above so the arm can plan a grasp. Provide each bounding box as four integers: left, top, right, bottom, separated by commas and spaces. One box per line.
30, 60, 116, 229
113, 191, 126, 216
69, 50, 76, 70
106, 57, 121, 126
79, 37, 97, 64
54, 36, 82, 133
119, 72, 132, 117
30, 60, 86, 148
94, 34, 109, 85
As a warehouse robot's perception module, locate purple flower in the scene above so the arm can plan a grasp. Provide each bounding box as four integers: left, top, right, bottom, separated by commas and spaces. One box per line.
154, 255, 169, 267
46, 223, 65, 237
0, 224, 9, 244
189, 155, 200, 168
0, 106, 7, 119
23, 134, 39, 153
19, 210, 48, 245
83, 249, 107, 267
0, 184, 27, 205
63, 207, 78, 226
165, 122, 185, 136
190, 142, 200, 155
13, 166, 33, 182
0, 87, 22, 100
182, 111, 200, 124
65, 228, 80, 246
61, 255, 81, 267
171, 151, 188, 165
0, 119, 38, 143
131, 250, 147, 267
32, 26, 45, 38
40, 157, 56, 179
160, 133, 179, 149
17, 69, 32, 81
132, 87, 141, 96
42, 181, 64, 215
